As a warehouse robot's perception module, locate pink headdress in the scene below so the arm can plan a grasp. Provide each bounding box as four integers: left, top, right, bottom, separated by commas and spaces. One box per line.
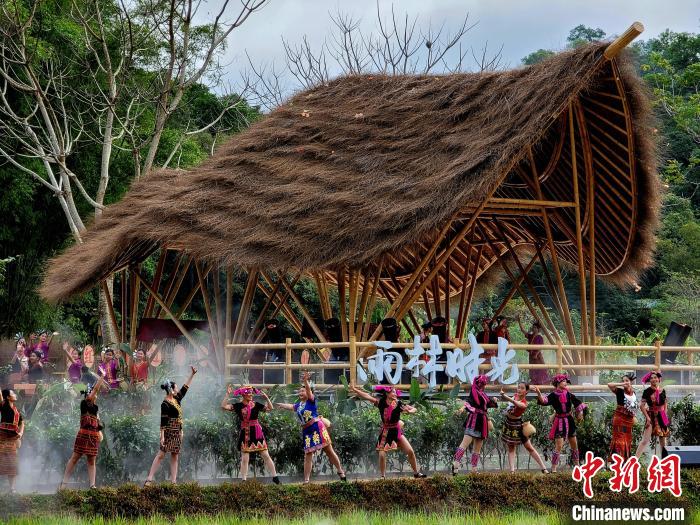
374, 385, 402, 396
551, 374, 570, 405
471, 374, 490, 405
641, 370, 662, 384
233, 385, 260, 396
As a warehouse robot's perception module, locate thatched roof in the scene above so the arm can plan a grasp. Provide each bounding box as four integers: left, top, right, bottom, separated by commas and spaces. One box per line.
42, 42, 659, 303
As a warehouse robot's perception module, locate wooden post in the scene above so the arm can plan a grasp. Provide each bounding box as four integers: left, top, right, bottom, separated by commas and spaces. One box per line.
362, 261, 383, 341
285, 337, 292, 385
120, 269, 127, 343
349, 335, 357, 384
338, 268, 347, 342
356, 271, 371, 339
348, 269, 358, 338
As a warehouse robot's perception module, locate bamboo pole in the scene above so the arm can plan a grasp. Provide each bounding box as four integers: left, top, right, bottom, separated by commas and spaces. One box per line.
131, 267, 202, 356
355, 271, 371, 339
569, 102, 590, 346
143, 249, 167, 318
162, 256, 192, 316
444, 258, 451, 332
233, 268, 259, 344
175, 264, 211, 319
212, 267, 225, 360
153, 253, 184, 319
348, 269, 358, 338
362, 261, 383, 341
603, 22, 644, 60
460, 245, 482, 340
247, 272, 287, 343
349, 335, 357, 384
285, 338, 292, 385
225, 266, 233, 345
120, 269, 127, 343
257, 273, 303, 334
492, 251, 539, 319
195, 261, 222, 368
129, 265, 141, 349
101, 281, 121, 345
265, 271, 327, 342
455, 245, 472, 338
528, 146, 577, 345
338, 268, 347, 342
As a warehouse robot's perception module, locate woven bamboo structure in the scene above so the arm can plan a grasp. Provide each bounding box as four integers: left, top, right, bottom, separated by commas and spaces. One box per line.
42, 24, 659, 372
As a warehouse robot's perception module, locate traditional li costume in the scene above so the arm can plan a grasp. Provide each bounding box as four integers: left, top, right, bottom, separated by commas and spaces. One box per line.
455, 375, 497, 469
160, 384, 188, 454
641, 372, 670, 438
0, 401, 22, 477
294, 398, 331, 453
73, 396, 103, 457
228, 387, 268, 453
608, 387, 638, 461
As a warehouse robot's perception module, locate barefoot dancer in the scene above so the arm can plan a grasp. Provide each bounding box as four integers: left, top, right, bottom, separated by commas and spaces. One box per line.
144, 366, 197, 486
60, 377, 106, 489
452, 375, 497, 474
276, 372, 346, 483
222, 385, 280, 484
499, 383, 548, 473
534, 374, 586, 473
607, 374, 638, 462
635, 370, 670, 458
0, 389, 24, 493
350, 384, 427, 479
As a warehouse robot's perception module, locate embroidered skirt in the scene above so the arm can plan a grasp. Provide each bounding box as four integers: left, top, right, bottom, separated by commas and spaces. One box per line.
301, 418, 331, 453
74, 415, 100, 457
464, 409, 489, 439
238, 421, 268, 453
0, 434, 19, 476
608, 407, 634, 461
548, 413, 577, 439
502, 416, 528, 445
376, 423, 402, 452
650, 409, 670, 438
160, 419, 183, 454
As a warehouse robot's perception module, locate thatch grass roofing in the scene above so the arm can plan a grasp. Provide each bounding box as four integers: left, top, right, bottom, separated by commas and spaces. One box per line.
42, 42, 659, 303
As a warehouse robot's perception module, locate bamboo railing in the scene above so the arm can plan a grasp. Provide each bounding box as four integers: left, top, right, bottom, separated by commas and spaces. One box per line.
224, 338, 700, 391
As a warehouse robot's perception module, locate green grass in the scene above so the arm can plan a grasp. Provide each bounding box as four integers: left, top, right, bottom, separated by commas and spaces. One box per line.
4, 510, 566, 525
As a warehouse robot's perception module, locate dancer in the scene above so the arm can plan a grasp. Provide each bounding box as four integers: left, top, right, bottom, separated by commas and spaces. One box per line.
0, 389, 24, 493
63, 342, 84, 384
607, 374, 638, 462
97, 347, 120, 389
59, 376, 106, 489
222, 385, 280, 484
452, 375, 497, 474
635, 370, 670, 458
144, 366, 197, 486
534, 374, 586, 472
276, 372, 346, 483
500, 383, 549, 473
349, 384, 426, 479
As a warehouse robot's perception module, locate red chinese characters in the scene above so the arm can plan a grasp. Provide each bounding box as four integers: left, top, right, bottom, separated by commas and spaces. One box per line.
609, 454, 640, 494
572, 451, 605, 498
647, 454, 682, 497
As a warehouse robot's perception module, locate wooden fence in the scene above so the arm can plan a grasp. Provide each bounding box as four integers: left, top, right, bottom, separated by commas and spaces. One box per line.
224, 338, 700, 391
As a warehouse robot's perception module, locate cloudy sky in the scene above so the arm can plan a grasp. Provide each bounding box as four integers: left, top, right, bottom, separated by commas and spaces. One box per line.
197, 0, 699, 96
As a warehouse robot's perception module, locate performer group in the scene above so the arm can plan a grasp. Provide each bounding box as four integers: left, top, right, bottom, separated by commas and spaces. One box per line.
0, 367, 673, 491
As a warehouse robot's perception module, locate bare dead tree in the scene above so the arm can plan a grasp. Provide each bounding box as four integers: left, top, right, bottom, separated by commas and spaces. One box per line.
0, 0, 266, 342
244, 2, 502, 111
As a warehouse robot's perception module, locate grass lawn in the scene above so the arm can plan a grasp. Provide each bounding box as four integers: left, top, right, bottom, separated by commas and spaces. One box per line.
4, 510, 567, 525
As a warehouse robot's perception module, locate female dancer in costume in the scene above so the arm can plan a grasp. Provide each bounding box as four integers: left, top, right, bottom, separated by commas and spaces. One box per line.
452, 374, 497, 474
500, 383, 549, 473
63, 341, 84, 384
534, 374, 586, 472
222, 385, 280, 483
60, 376, 106, 489
349, 384, 426, 479
0, 389, 24, 493
276, 372, 346, 483
144, 366, 197, 486
97, 347, 120, 389
607, 374, 638, 462
635, 370, 670, 458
